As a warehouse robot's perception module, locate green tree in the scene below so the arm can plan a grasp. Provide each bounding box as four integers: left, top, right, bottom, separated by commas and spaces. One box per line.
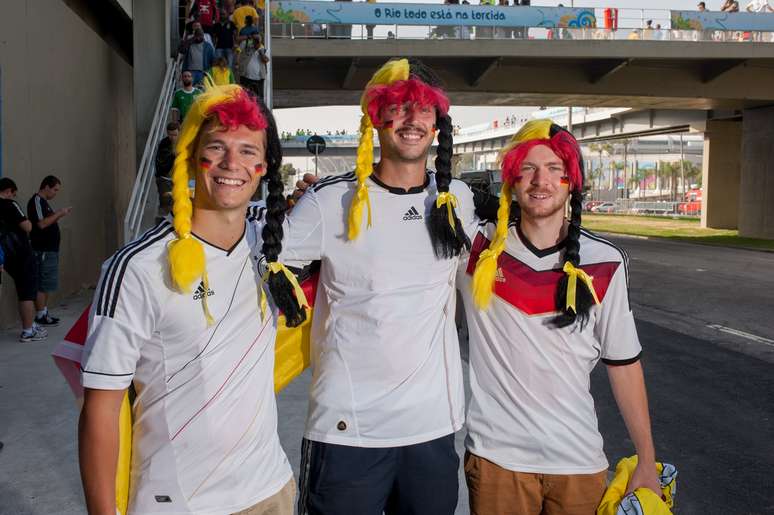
279, 163, 298, 189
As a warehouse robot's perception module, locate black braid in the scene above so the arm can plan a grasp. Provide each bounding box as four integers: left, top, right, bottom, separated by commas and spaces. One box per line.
427, 114, 470, 259
552, 189, 593, 329
258, 97, 307, 327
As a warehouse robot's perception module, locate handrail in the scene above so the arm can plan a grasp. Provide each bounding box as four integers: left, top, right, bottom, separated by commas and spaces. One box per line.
123, 56, 182, 244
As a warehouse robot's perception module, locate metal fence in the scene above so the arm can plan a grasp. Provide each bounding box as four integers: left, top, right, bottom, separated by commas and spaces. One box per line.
271, 21, 774, 42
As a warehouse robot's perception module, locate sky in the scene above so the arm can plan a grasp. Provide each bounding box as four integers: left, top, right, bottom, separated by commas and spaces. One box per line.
272, 0, 712, 134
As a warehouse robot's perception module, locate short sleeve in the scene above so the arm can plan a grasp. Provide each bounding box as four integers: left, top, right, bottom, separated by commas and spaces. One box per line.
8, 200, 27, 225
594, 258, 642, 364
280, 189, 324, 266
450, 180, 479, 243
80, 259, 158, 390
27, 196, 44, 224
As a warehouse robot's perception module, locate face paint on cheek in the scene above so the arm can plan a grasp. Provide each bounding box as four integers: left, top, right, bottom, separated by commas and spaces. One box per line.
431, 124, 437, 134
254, 163, 264, 175
199, 157, 212, 172
382, 120, 394, 130
560, 176, 570, 187
512, 176, 523, 184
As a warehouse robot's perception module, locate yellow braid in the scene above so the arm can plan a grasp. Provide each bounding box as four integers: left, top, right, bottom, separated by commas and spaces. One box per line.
349, 114, 375, 240
471, 182, 512, 309
167, 84, 247, 325
347, 58, 411, 241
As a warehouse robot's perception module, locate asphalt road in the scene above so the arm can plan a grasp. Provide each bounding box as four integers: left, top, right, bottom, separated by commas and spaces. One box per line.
0, 235, 772, 514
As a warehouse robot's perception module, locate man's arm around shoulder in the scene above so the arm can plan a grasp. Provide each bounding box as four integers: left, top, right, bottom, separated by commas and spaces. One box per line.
79, 388, 126, 515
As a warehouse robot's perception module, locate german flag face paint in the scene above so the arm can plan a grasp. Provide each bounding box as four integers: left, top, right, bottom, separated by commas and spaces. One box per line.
512, 175, 523, 183
200, 157, 212, 171
382, 120, 394, 130
254, 163, 264, 175
560, 176, 570, 187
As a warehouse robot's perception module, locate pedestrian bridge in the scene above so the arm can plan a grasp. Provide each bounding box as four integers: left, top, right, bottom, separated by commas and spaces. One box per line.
268, 1, 774, 110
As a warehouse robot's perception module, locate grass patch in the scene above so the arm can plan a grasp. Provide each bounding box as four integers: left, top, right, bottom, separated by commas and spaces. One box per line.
582, 214, 774, 251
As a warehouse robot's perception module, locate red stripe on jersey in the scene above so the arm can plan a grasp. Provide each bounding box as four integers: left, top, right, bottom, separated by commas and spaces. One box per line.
466, 233, 620, 316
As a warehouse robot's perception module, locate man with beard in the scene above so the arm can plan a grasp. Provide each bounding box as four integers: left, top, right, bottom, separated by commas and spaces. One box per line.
171, 70, 202, 123
275, 58, 475, 515
460, 120, 661, 514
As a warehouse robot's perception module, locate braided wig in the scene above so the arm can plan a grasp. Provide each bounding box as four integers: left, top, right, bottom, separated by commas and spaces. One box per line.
472, 119, 595, 328
170, 84, 304, 325
350, 58, 469, 259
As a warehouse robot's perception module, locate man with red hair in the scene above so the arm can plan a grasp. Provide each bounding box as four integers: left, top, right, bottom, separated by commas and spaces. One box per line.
280, 58, 475, 515
78, 86, 301, 515
460, 119, 662, 514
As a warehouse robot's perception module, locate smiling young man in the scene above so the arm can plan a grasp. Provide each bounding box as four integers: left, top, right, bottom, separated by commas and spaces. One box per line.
459, 120, 661, 514
78, 85, 302, 515
276, 58, 475, 515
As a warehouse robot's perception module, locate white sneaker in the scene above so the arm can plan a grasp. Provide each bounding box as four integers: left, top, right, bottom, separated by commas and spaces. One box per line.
19, 327, 47, 342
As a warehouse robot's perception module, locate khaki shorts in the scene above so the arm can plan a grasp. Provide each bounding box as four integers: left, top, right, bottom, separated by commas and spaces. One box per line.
232, 478, 296, 515
465, 451, 607, 515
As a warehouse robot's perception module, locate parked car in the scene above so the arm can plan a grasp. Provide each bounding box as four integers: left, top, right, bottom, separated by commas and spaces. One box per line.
591, 202, 617, 213
584, 200, 605, 211
630, 202, 675, 215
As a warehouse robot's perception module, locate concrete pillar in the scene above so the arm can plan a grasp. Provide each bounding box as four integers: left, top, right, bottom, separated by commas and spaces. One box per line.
133, 0, 172, 161
739, 106, 774, 239
700, 120, 742, 230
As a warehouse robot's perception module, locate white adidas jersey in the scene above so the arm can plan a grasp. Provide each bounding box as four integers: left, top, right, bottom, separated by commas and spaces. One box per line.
81, 218, 292, 514
458, 221, 642, 475
281, 171, 477, 447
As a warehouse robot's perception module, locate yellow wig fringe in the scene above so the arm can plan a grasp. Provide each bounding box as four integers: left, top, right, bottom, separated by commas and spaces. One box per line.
348, 58, 411, 240
168, 84, 247, 324
471, 119, 555, 309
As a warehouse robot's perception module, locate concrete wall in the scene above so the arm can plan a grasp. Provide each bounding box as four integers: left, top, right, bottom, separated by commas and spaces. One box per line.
0, 1, 135, 326
739, 106, 774, 239
133, 0, 172, 161
701, 120, 742, 230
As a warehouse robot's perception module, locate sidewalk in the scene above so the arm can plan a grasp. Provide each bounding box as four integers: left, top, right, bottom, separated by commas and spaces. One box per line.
0, 290, 92, 514
0, 291, 471, 514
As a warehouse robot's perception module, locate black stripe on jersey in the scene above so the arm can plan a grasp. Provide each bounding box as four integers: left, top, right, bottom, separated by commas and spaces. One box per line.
602, 351, 642, 366
107, 226, 175, 318
97, 221, 174, 318
80, 367, 134, 377
247, 206, 266, 223
311, 172, 356, 193
580, 228, 631, 310
96, 220, 171, 316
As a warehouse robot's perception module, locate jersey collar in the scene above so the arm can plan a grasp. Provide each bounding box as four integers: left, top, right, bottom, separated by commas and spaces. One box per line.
514, 220, 567, 259
369, 171, 430, 195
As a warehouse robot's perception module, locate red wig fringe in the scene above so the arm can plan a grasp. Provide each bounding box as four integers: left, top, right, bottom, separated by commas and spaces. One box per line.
501, 132, 583, 191
206, 89, 268, 131
365, 78, 450, 127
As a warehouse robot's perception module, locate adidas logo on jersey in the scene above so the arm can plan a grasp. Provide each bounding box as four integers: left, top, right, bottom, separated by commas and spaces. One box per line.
495, 267, 506, 283
192, 282, 215, 300
403, 206, 423, 221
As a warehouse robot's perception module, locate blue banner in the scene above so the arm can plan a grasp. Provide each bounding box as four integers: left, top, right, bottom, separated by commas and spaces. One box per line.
671, 10, 774, 31
271, 1, 596, 28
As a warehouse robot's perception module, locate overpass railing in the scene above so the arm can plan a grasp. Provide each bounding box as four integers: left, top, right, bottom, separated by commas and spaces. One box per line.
124, 56, 181, 244
268, 1, 774, 42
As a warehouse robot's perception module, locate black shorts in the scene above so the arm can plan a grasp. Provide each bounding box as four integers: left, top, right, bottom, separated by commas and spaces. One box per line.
298, 433, 459, 515
4, 251, 37, 301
